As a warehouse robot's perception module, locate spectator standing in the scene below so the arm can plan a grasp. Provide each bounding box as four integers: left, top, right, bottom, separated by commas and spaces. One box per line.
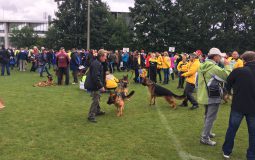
156, 52, 163, 83
0, 45, 10, 76
162, 52, 170, 84
197, 48, 231, 146
122, 51, 129, 71
228, 51, 244, 70
177, 54, 188, 89
70, 48, 81, 84
169, 54, 176, 80
18, 48, 28, 71
56, 48, 70, 85
149, 53, 158, 83
222, 51, 255, 159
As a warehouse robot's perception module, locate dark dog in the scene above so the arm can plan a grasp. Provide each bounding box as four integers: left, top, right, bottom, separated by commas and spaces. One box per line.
142, 77, 185, 109
107, 90, 135, 117
33, 75, 55, 87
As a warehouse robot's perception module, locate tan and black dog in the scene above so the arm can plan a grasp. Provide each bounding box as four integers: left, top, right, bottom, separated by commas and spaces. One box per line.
142, 77, 185, 109
33, 75, 55, 87
107, 90, 135, 117
116, 75, 129, 96
0, 99, 5, 110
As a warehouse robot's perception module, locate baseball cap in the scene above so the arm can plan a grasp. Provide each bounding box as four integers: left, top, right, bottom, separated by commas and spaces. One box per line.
208, 48, 225, 57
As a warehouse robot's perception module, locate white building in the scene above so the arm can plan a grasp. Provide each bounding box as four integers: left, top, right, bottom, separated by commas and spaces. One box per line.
0, 20, 49, 48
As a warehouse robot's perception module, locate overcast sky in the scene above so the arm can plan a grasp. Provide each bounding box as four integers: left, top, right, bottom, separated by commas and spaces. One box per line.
0, 0, 134, 20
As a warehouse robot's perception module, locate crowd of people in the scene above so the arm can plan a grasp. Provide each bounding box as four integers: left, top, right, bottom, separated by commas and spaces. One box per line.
0, 45, 255, 160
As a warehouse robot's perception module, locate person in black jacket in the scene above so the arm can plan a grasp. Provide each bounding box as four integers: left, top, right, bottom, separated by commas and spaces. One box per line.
0, 45, 11, 76
85, 49, 107, 123
222, 51, 255, 160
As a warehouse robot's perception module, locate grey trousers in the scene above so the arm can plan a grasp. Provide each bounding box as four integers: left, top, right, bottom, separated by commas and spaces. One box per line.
88, 91, 101, 119
202, 104, 220, 139
19, 60, 26, 71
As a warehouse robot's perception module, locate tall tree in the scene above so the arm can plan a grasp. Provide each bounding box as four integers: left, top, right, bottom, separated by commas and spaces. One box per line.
10, 26, 39, 48
48, 0, 132, 50
130, 0, 165, 51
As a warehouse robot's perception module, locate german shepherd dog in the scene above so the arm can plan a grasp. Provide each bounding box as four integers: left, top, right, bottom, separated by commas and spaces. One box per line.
117, 75, 129, 96
142, 77, 185, 109
222, 88, 233, 104
33, 75, 55, 87
107, 90, 135, 117
0, 99, 5, 110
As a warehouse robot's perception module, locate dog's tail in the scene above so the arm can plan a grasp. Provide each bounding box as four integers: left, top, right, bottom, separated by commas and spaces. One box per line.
172, 94, 186, 100
125, 91, 135, 99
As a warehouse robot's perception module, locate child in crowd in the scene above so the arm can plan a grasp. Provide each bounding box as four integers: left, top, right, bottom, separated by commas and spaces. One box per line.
138, 67, 147, 83
105, 71, 119, 90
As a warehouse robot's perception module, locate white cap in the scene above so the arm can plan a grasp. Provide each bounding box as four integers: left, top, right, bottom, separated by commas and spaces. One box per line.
208, 48, 225, 57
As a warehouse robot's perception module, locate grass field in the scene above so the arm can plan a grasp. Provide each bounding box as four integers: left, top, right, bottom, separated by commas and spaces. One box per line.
0, 67, 249, 160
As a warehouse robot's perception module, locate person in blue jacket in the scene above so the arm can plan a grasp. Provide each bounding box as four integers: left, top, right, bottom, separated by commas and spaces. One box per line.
122, 51, 129, 71
70, 48, 81, 84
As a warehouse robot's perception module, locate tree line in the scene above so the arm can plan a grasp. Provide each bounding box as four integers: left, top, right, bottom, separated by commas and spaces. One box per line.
10, 0, 255, 53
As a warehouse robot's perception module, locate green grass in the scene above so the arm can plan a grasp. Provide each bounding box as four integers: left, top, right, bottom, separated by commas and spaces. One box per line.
0, 67, 249, 160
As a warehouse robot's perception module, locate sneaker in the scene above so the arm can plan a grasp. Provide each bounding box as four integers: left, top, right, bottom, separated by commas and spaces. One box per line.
72, 82, 77, 85
200, 137, 216, 146
190, 105, 199, 110
88, 117, 97, 123
223, 153, 230, 159
179, 103, 188, 107
96, 111, 105, 116
209, 133, 216, 138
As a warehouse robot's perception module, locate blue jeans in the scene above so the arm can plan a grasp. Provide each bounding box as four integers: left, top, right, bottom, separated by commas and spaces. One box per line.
163, 69, 169, 84
222, 110, 255, 160
1, 63, 10, 76
39, 64, 51, 77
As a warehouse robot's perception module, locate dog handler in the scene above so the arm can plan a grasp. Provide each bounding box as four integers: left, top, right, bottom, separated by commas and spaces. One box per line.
197, 48, 231, 146
179, 53, 200, 109
85, 49, 107, 123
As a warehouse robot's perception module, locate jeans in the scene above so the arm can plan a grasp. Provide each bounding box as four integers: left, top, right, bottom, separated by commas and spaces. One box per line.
178, 72, 185, 88
72, 70, 78, 83
1, 63, 10, 76
163, 68, 169, 84
57, 67, 69, 85
182, 82, 198, 106
157, 69, 162, 82
39, 64, 51, 77
222, 110, 255, 160
134, 69, 139, 83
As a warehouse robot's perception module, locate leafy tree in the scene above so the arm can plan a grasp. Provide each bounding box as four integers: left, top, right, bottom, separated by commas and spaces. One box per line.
130, 0, 255, 53
10, 26, 39, 48
48, 0, 132, 50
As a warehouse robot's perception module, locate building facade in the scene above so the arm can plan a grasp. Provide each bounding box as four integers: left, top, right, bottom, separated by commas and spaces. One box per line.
0, 20, 49, 48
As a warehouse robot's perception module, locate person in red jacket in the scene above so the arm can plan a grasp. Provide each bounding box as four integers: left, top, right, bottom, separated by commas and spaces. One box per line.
145, 53, 151, 77
56, 47, 70, 85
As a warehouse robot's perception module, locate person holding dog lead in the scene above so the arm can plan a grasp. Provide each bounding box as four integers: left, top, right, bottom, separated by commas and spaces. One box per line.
197, 48, 231, 146
179, 53, 200, 109
85, 49, 107, 123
